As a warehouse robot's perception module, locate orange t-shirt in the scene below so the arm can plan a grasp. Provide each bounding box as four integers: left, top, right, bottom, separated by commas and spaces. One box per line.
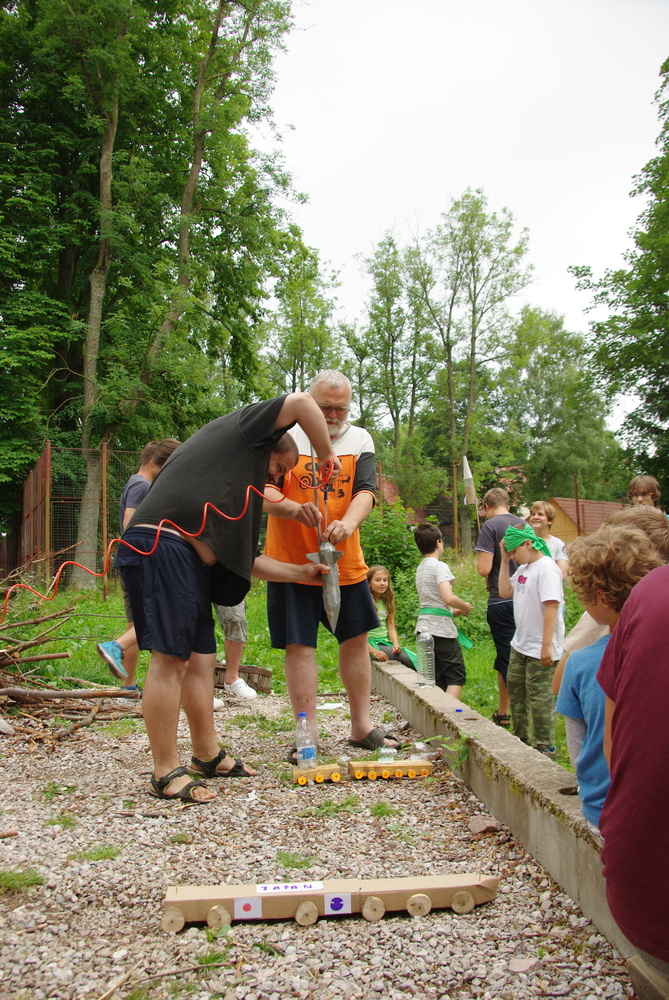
264, 423, 376, 586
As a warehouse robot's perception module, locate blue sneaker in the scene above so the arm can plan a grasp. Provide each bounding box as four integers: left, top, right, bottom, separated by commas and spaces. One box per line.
97, 640, 127, 680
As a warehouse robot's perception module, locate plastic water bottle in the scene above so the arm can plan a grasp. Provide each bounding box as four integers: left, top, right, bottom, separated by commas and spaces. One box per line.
416, 631, 435, 687
295, 713, 317, 768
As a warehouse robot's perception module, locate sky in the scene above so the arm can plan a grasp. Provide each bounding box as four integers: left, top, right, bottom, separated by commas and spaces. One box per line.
262, 0, 669, 356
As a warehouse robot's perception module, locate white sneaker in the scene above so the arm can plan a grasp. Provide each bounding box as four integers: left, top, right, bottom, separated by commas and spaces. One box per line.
213, 697, 225, 711
224, 677, 257, 700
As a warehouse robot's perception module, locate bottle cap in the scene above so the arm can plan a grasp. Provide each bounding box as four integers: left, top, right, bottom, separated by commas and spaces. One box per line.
298, 712, 307, 718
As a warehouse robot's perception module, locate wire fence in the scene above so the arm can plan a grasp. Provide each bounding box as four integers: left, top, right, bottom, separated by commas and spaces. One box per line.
0, 444, 472, 584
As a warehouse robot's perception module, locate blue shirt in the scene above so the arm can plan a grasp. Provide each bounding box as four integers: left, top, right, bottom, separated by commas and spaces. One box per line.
556, 634, 610, 826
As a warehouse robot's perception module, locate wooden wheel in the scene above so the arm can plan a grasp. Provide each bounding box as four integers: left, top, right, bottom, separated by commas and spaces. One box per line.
331, 771, 341, 782
381, 769, 391, 779
206, 905, 232, 929
395, 768, 404, 778
451, 890, 475, 914
354, 769, 364, 780
361, 895, 385, 922
294, 900, 319, 926
407, 769, 416, 778
420, 768, 430, 777
367, 769, 377, 780
406, 893, 432, 916
315, 772, 325, 783
161, 906, 185, 933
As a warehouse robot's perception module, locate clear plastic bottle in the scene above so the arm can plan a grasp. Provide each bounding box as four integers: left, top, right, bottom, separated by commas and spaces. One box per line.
295, 712, 317, 768
416, 631, 435, 687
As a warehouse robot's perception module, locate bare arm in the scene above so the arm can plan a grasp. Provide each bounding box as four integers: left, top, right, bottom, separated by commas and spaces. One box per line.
322, 490, 375, 546
497, 543, 513, 599
541, 600, 559, 666
556, 558, 569, 581
263, 485, 322, 529
476, 550, 493, 578
387, 616, 402, 652
438, 579, 473, 616
251, 554, 327, 583
274, 392, 340, 473
122, 506, 137, 531
564, 716, 586, 770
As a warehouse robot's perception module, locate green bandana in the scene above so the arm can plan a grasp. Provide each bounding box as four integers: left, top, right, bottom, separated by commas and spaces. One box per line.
503, 523, 552, 559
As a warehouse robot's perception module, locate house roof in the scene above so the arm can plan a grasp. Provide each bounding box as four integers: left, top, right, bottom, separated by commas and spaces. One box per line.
551, 497, 625, 535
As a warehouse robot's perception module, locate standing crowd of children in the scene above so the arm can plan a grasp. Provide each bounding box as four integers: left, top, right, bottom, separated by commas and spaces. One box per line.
363, 474, 668, 983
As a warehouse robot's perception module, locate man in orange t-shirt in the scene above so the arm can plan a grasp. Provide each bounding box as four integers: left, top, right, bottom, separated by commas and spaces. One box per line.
265, 370, 400, 762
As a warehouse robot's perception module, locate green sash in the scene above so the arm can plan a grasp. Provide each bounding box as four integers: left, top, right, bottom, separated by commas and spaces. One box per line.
417, 606, 474, 650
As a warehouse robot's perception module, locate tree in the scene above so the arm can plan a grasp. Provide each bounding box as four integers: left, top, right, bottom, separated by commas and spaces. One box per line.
571, 59, 669, 497
0, 1, 300, 562
498, 307, 630, 502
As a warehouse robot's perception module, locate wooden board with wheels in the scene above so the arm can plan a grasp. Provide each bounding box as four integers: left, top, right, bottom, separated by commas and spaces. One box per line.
162, 873, 499, 930
292, 763, 343, 785
348, 759, 433, 780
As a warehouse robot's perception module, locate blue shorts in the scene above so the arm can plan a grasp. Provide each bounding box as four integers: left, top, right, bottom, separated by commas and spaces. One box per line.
115, 527, 216, 660
267, 579, 380, 648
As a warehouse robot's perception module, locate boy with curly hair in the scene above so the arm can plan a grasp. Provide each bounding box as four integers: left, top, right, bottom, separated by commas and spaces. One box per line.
556, 525, 663, 843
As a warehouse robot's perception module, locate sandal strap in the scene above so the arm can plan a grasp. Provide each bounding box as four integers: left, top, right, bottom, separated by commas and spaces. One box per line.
190, 747, 227, 778
152, 766, 189, 793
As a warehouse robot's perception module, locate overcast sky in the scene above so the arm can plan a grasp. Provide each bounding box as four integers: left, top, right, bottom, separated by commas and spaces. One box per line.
263, 0, 669, 350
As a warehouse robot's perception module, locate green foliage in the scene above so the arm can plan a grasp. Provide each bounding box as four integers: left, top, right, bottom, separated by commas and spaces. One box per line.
47, 812, 77, 829
275, 850, 318, 869
299, 795, 360, 818
71, 844, 125, 861
360, 500, 417, 575
369, 801, 400, 818
41, 782, 77, 803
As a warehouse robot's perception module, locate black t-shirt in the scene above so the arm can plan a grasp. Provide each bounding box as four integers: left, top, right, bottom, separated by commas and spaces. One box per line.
474, 512, 526, 604
127, 396, 290, 598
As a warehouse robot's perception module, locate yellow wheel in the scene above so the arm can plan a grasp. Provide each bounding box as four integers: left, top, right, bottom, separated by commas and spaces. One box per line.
420, 768, 430, 777
295, 900, 319, 926
395, 768, 404, 778
206, 905, 232, 929
367, 769, 377, 780
331, 771, 341, 782
407, 769, 416, 778
354, 769, 364, 780
161, 906, 185, 933
451, 891, 475, 914
361, 896, 385, 922
406, 893, 432, 916
297, 774, 308, 785
315, 772, 324, 783
381, 769, 391, 779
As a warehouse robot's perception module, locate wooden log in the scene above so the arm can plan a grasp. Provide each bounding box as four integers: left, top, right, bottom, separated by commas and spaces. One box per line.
0, 652, 71, 666
0, 686, 138, 702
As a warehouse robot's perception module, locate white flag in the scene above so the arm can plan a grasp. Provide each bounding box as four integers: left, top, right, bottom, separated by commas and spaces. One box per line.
462, 455, 477, 505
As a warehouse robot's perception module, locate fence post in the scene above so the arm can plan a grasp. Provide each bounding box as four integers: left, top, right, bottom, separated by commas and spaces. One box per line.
101, 441, 109, 599
44, 441, 52, 582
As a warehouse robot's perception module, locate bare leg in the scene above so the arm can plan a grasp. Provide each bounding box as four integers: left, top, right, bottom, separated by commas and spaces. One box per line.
142, 650, 215, 800
447, 685, 463, 699
115, 625, 139, 686
223, 638, 245, 684
182, 651, 256, 776
339, 633, 397, 746
284, 644, 319, 733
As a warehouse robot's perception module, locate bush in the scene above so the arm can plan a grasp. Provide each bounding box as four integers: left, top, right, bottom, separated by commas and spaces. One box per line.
360, 501, 417, 575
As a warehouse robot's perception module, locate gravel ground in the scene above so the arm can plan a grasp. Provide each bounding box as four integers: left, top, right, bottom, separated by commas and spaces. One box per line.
0, 689, 634, 1000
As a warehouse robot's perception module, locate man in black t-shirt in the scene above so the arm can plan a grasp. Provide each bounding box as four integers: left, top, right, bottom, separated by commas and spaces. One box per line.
474, 487, 525, 728
115, 394, 338, 804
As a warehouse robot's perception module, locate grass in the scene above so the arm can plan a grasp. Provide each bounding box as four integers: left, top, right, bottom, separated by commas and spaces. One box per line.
170, 832, 194, 845
71, 845, 124, 861
299, 794, 360, 818
4, 563, 581, 770
47, 812, 77, 829
275, 849, 318, 869
0, 867, 44, 892
369, 801, 400, 818
41, 781, 77, 803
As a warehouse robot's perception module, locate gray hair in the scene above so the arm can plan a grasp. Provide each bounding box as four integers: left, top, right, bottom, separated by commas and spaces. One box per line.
308, 369, 351, 394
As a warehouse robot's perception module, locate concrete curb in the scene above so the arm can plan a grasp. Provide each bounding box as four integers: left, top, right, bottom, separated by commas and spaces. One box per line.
372, 659, 632, 956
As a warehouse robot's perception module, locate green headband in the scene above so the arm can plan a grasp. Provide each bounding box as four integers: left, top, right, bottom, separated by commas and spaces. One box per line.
503, 524, 552, 559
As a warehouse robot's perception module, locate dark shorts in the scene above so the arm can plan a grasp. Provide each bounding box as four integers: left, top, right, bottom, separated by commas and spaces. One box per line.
433, 635, 466, 689
114, 527, 216, 660
267, 579, 380, 648
486, 600, 516, 682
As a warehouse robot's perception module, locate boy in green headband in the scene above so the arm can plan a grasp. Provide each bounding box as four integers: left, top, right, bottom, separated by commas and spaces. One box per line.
498, 523, 564, 758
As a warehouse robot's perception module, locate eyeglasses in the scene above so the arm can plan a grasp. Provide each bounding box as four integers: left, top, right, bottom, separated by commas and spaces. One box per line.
318, 405, 349, 418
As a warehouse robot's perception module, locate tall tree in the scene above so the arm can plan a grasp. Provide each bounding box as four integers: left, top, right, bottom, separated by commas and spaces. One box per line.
0, 0, 299, 566
572, 59, 669, 497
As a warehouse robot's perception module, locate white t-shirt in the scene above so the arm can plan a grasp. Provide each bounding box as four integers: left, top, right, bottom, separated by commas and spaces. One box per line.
546, 534, 568, 564
510, 555, 565, 659
415, 558, 458, 639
